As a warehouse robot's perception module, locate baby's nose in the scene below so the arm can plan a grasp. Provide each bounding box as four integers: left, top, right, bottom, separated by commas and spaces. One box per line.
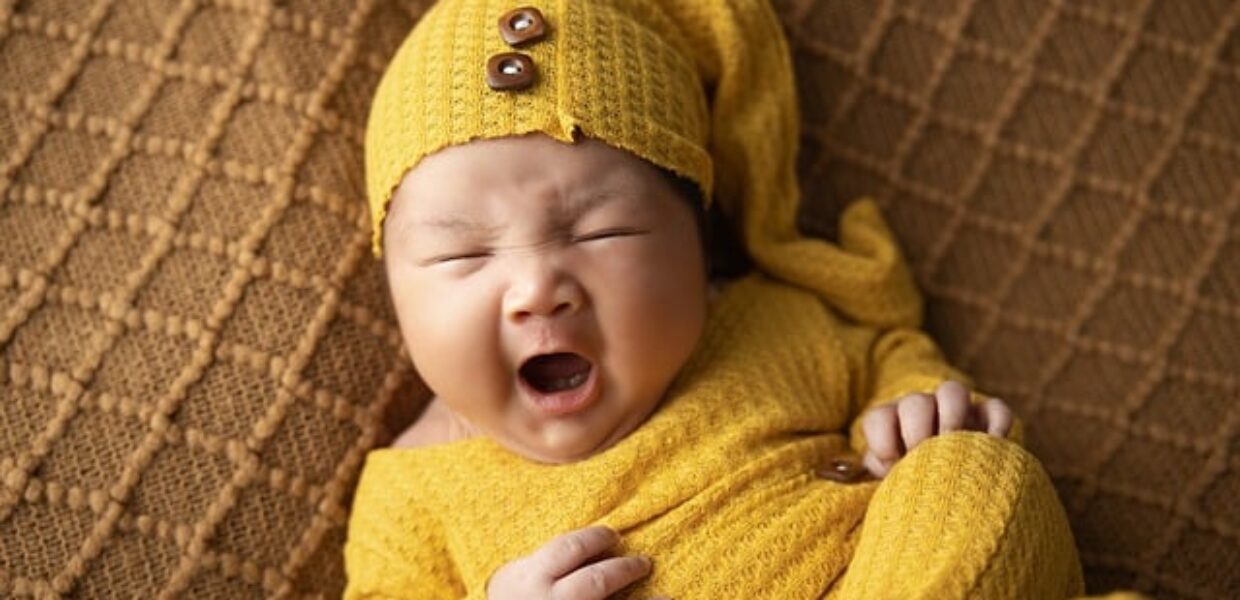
502, 264, 585, 321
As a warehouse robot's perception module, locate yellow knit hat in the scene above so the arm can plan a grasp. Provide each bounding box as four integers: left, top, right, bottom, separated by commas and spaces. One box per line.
365, 0, 713, 257
365, 0, 927, 330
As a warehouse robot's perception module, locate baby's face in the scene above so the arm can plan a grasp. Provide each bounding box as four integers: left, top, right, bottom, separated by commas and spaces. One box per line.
383, 133, 708, 464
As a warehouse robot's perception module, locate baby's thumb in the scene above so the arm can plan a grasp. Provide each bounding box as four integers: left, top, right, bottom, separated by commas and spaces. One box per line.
862, 450, 890, 479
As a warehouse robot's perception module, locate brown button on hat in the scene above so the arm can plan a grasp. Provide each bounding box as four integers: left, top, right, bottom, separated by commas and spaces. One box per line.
486, 52, 536, 91
498, 6, 547, 46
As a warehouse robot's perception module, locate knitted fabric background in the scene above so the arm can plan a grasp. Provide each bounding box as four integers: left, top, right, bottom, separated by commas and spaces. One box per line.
0, 0, 1235, 599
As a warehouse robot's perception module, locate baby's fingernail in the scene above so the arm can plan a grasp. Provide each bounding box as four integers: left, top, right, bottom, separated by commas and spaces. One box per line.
633, 556, 652, 572
594, 526, 619, 542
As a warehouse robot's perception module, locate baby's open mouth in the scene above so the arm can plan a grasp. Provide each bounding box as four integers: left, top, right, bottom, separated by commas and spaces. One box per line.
518, 353, 592, 393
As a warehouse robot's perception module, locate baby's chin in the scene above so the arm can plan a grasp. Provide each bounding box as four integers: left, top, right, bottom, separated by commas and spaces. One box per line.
495, 404, 652, 465
496, 426, 620, 465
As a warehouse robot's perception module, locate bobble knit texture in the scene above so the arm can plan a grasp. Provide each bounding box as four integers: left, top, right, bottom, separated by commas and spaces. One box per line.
346, 0, 1139, 598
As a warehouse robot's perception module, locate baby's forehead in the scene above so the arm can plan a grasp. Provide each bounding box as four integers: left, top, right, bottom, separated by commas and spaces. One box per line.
407, 135, 657, 184
398, 180, 653, 229
394, 145, 666, 213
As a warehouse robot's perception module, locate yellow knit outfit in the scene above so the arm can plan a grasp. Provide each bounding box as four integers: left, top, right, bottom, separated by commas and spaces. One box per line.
347, 0, 1130, 597
346, 261, 1088, 599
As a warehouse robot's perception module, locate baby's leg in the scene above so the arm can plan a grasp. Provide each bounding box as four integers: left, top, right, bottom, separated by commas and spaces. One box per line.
833, 431, 1084, 600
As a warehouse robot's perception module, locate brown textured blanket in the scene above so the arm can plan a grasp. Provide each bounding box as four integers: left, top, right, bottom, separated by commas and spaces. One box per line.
0, 0, 1236, 597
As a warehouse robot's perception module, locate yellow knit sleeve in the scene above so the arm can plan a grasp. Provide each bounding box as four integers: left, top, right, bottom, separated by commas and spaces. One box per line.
343, 455, 468, 600
776, 199, 1026, 454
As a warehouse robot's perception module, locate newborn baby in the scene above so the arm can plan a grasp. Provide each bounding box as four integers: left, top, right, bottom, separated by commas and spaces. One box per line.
344, 0, 1085, 598
374, 132, 1017, 599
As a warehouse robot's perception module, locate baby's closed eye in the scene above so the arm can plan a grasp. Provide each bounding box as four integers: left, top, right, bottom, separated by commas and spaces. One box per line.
571, 227, 649, 242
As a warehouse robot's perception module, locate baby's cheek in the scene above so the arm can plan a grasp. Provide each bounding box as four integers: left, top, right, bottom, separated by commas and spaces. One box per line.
603, 279, 702, 397
398, 287, 506, 405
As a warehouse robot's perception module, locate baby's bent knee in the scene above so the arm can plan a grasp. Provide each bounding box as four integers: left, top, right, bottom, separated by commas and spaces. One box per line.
888, 431, 1055, 501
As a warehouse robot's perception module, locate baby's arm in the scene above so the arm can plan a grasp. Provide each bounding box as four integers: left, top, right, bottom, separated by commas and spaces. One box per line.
839, 325, 1021, 478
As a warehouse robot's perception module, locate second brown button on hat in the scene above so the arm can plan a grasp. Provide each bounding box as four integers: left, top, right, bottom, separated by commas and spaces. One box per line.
486, 52, 536, 91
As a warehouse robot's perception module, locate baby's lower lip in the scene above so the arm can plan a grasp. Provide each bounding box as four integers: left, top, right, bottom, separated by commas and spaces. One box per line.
519, 366, 599, 417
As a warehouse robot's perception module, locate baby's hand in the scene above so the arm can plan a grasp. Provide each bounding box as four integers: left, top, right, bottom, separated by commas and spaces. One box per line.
487, 525, 668, 600
860, 380, 1012, 478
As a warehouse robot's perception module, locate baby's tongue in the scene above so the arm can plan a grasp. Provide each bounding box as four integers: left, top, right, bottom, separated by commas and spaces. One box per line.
520, 353, 591, 393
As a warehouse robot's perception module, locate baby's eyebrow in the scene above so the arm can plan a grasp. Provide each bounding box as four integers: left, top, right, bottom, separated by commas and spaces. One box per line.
558, 186, 635, 220
387, 211, 502, 246
395, 185, 635, 241
412, 216, 503, 235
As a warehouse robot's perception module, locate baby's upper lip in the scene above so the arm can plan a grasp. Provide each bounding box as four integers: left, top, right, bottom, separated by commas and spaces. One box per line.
516, 344, 593, 368
514, 332, 594, 368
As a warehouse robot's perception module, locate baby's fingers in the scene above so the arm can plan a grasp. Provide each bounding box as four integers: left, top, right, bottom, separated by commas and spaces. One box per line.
532, 526, 619, 579
975, 398, 1013, 437
934, 381, 970, 434
861, 404, 902, 470
553, 555, 651, 600
897, 393, 937, 453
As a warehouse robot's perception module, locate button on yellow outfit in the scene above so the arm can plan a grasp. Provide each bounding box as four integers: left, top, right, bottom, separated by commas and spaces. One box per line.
816, 455, 869, 483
